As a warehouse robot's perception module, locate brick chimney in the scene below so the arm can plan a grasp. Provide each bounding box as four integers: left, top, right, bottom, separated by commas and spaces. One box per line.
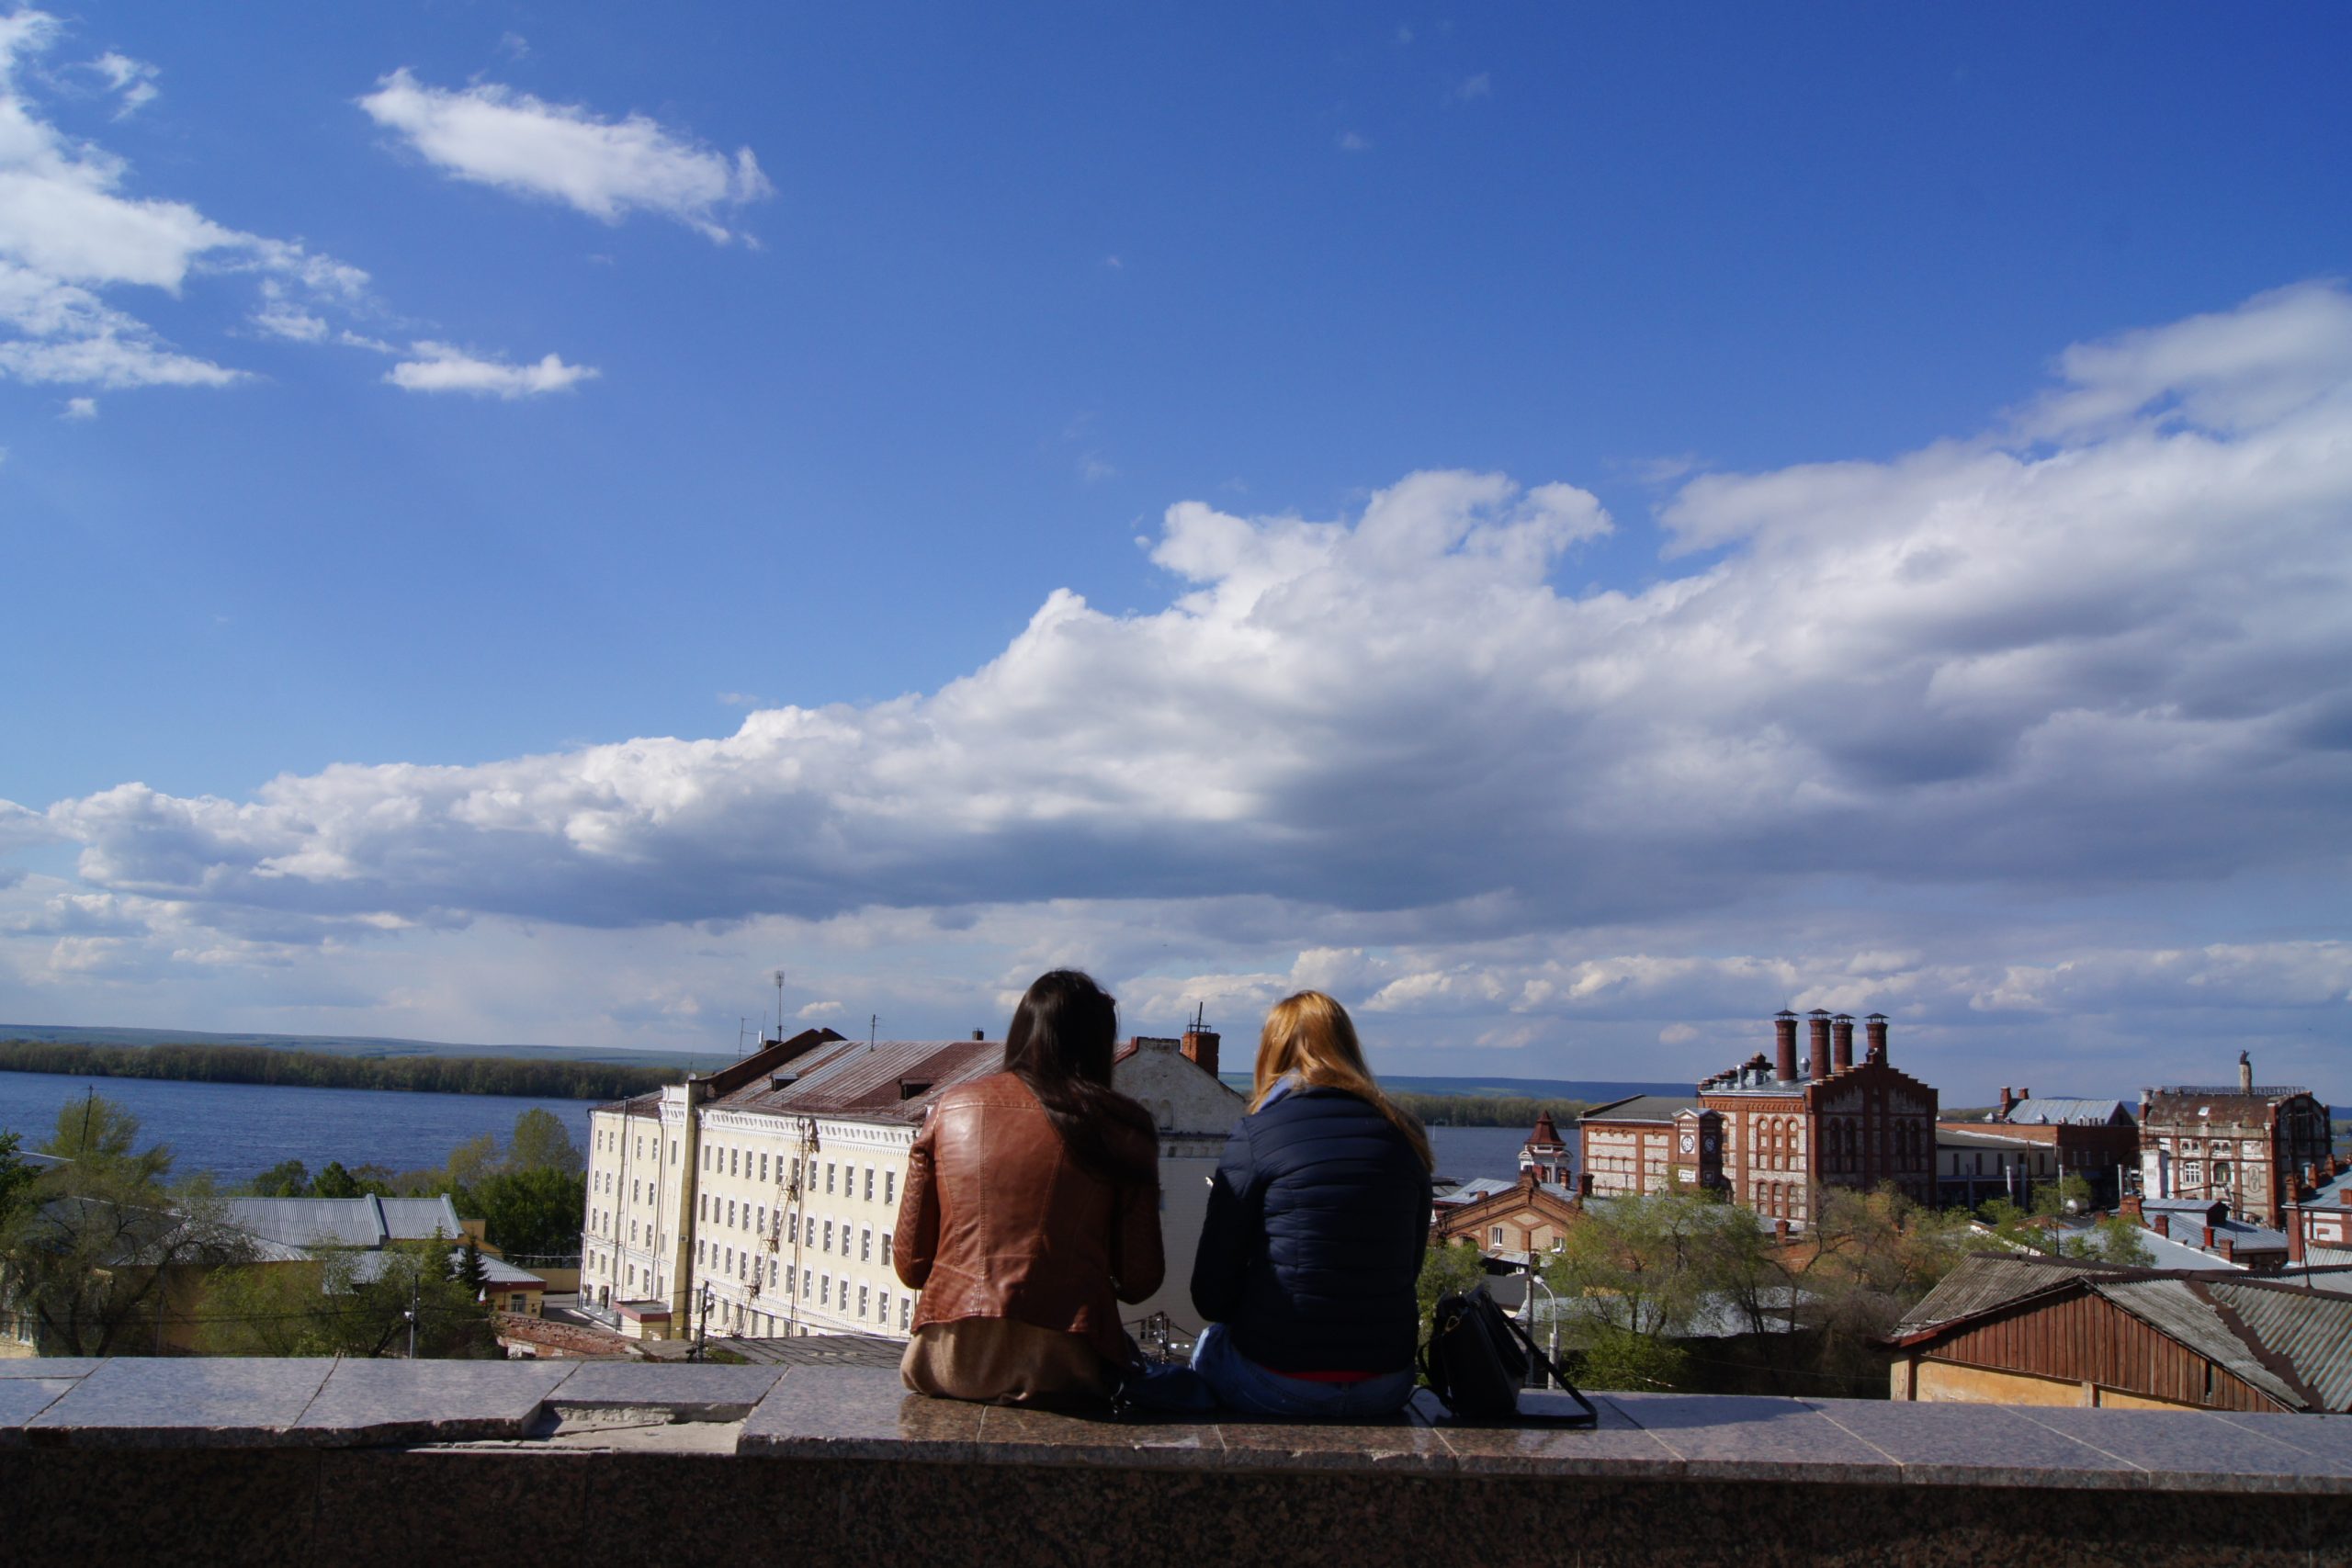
1773, 1219, 1791, 1244
2120, 1192, 2144, 1224
2287, 1203, 2305, 1265
2214, 1235, 2234, 1263
1832, 1013, 1854, 1072
1181, 1021, 1220, 1079
1807, 1010, 1832, 1081
2239, 1051, 2253, 1094
1999, 1086, 2014, 1118
1774, 1010, 1798, 1082
1865, 1012, 1889, 1063
2202, 1224, 2216, 1251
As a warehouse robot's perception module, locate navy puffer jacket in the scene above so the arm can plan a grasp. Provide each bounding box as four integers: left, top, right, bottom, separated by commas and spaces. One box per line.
1188, 1084, 1432, 1374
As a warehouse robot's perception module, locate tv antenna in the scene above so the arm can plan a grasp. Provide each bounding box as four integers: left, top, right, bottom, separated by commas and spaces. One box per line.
868, 1013, 878, 1052
772, 968, 786, 1043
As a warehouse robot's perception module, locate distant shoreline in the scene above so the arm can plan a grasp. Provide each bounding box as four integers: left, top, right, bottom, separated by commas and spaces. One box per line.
0, 1038, 680, 1103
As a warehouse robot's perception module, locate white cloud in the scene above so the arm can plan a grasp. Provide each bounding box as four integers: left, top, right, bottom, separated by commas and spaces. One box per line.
60, 392, 91, 416
10, 285, 2352, 1089
1456, 73, 1491, 101
90, 51, 158, 116
356, 68, 773, 242
384, 341, 598, 398
1337, 130, 1371, 153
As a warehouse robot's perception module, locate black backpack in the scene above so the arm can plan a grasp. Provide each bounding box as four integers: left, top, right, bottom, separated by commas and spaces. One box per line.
1419, 1284, 1598, 1427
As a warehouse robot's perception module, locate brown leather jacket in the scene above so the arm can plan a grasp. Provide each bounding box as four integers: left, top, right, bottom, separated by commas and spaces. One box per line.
892, 1072, 1164, 1367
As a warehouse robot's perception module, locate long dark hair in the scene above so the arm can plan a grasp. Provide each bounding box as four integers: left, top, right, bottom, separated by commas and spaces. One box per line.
1002, 970, 1158, 1186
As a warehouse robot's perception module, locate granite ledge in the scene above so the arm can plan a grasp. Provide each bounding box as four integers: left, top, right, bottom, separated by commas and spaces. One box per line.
1, 1357, 2349, 1498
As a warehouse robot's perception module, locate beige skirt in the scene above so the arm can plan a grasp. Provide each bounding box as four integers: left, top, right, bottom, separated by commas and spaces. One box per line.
899, 1316, 1114, 1404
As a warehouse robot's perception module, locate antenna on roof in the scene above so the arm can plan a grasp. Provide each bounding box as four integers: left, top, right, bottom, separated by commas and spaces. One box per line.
869, 1014, 877, 1052
772, 969, 786, 1044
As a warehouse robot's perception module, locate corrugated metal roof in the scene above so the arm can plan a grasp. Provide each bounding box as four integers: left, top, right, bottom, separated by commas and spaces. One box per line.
1939, 1128, 2043, 1150
221, 1194, 465, 1250
2089, 1277, 2303, 1409
2205, 1280, 2352, 1412
1891, 1255, 2109, 1337
712, 1037, 1001, 1122
2005, 1097, 2129, 1125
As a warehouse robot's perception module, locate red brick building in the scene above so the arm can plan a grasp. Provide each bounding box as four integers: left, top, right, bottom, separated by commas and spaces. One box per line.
1580, 1010, 1937, 1232
2139, 1054, 2333, 1229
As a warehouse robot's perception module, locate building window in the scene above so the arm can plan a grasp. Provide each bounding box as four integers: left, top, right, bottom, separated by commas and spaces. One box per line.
862, 1227, 872, 1262
823, 1220, 834, 1253
901, 1297, 911, 1331
858, 1284, 870, 1317
820, 1275, 831, 1307
881, 1234, 892, 1266
802, 1268, 812, 1300
877, 1290, 888, 1325
865, 1168, 876, 1201
760, 1152, 770, 1183
788, 1213, 799, 1245
1490, 1224, 1504, 1246
725, 1247, 734, 1272
728, 1200, 737, 1228
770, 1258, 779, 1288
827, 1162, 837, 1194
886, 1170, 897, 1206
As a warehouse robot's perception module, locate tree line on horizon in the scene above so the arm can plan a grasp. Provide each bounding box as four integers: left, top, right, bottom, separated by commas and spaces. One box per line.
1388, 1091, 1592, 1131
0, 1038, 682, 1102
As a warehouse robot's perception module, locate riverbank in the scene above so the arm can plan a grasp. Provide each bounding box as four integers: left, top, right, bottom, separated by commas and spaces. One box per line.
0, 1038, 679, 1102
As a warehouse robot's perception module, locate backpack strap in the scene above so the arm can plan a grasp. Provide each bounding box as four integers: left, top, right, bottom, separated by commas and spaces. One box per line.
1495, 1305, 1600, 1427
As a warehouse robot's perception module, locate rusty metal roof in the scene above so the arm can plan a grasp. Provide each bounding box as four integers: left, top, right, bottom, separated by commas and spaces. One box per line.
2204, 1280, 2352, 1412
2088, 1277, 2303, 1409
1890, 1255, 2110, 1337
710, 1037, 1001, 1122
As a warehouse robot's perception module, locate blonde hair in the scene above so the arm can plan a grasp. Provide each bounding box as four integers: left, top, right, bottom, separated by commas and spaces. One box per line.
1250, 990, 1433, 1171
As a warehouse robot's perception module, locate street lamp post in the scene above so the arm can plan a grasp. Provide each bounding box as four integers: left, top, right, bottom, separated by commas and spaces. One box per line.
1521, 1273, 1561, 1391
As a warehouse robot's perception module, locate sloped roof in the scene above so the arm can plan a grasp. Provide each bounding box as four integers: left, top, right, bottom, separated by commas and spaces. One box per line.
1579, 1095, 1702, 1124
1888, 1254, 2352, 1412
2206, 1280, 2352, 1411
221, 1194, 466, 1251
710, 1037, 1000, 1122
2006, 1097, 2131, 1126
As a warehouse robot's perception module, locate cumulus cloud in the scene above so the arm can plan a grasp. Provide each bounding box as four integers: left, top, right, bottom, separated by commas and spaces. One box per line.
0, 17, 570, 395
9, 284, 2352, 1087
384, 341, 598, 397
356, 69, 772, 242
60, 392, 91, 416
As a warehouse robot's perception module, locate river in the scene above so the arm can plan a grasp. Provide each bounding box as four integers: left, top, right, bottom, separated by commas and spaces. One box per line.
0, 1070, 1566, 1187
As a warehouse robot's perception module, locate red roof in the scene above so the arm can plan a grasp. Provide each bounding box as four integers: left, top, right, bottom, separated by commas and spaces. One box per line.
710, 1037, 1001, 1122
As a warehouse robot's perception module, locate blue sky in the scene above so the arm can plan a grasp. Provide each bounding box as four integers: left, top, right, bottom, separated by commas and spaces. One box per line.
3, 3, 2348, 1100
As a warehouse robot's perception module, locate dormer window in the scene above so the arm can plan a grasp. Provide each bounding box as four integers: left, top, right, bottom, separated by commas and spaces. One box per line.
898, 1079, 932, 1100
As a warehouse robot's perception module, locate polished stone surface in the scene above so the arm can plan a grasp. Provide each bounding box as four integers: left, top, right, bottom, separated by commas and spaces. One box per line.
0, 1378, 79, 1438
294, 1358, 577, 1446
737, 1365, 990, 1461
1603, 1392, 1903, 1483
550, 1360, 782, 1417
1801, 1396, 2143, 1489
0, 1358, 101, 1379
2007, 1405, 2352, 1492
27, 1356, 334, 1446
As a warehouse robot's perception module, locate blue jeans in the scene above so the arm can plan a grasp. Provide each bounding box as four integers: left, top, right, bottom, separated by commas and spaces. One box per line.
1189, 1323, 1418, 1419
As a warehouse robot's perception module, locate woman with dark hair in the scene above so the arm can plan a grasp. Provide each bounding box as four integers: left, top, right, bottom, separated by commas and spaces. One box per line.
1188, 990, 1433, 1417
892, 969, 1165, 1404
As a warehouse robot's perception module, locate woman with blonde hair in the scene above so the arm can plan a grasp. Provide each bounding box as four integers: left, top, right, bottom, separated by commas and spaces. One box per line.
1187, 990, 1433, 1417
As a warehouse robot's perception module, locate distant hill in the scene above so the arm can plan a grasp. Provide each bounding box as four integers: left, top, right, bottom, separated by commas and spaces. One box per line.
1214, 1071, 1688, 1101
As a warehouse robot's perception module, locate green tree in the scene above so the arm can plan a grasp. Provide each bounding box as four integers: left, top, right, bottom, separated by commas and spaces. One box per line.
506, 1109, 583, 1176
1542, 1190, 1751, 1391
454, 1238, 489, 1297
445, 1133, 500, 1192
1416, 1240, 1489, 1335
40, 1091, 172, 1184
0, 1131, 35, 1227
0, 1101, 253, 1357
466, 1167, 587, 1260
311, 1161, 360, 1200
249, 1158, 311, 1197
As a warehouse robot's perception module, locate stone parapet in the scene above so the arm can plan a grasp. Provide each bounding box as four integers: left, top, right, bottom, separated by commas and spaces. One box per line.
2, 1357, 2348, 1564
